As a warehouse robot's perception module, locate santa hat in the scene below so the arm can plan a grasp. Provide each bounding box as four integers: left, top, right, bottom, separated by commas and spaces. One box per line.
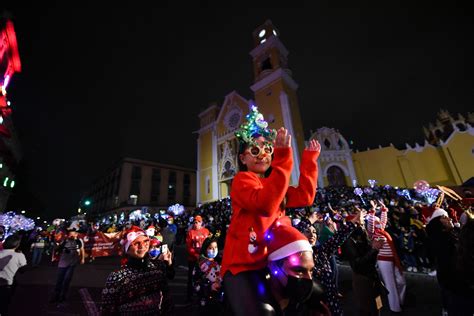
267, 219, 313, 261
149, 236, 161, 247
427, 208, 448, 223
120, 226, 146, 252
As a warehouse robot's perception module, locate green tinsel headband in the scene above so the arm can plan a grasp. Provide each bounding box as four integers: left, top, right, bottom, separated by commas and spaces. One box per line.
235, 105, 277, 147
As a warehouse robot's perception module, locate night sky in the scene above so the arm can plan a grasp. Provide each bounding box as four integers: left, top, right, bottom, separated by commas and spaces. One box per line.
3, 3, 473, 219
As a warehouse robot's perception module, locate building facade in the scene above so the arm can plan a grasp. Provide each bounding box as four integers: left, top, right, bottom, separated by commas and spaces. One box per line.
311, 110, 474, 188
85, 157, 196, 216
0, 17, 22, 210
196, 20, 306, 204
196, 21, 473, 203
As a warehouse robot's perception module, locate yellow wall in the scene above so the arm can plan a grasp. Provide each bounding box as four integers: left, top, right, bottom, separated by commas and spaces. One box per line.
285, 85, 305, 156
254, 79, 286, 132
353, 146, 407, 187
199, 131, 212, 170
351, 132, 473, 188
403, 146, 453, 186
254, 77, 305, 156
440, 132, 474, 184
199, 168, 213, 202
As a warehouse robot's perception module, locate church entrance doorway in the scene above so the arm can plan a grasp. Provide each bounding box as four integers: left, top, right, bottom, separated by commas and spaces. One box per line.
327, 166, 346, 186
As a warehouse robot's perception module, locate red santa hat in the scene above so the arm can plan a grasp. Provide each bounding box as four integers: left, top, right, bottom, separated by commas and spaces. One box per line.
120, 226, 146, 252
427, 208, 449, 223
267, 218, 313, 261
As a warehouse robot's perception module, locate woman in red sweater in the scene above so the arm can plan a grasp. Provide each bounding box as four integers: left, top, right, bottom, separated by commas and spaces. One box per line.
221, 105, 320, 316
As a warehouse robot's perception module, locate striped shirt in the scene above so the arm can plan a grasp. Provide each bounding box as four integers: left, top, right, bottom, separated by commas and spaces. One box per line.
367, 207, 394, 260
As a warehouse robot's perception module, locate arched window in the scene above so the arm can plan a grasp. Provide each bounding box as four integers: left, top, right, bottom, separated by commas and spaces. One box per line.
324, 139, 331, 149
456, 123, 466, 131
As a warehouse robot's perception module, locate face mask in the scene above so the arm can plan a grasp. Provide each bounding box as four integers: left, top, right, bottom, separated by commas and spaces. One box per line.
207, 249, 218, 259
285, 275, 314, 303
149, 248, 160, 258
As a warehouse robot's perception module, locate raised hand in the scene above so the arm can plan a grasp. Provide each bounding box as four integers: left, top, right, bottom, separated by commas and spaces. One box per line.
370, 200, 377, 210
274, 127, 291, 148
306, 139, 321, 152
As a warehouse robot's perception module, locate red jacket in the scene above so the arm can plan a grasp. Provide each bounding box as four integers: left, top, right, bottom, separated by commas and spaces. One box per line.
186, 227, 210, 262
221, 147, 318, 276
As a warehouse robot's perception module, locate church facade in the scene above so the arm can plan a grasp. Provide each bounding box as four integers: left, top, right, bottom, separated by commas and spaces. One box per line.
311, 110, 474, 189
196, 21, 474, 204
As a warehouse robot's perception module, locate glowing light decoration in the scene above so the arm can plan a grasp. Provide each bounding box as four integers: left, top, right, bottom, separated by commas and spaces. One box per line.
10, 180, 15, 188
168, 203, 185, 216
3, 177, 9, 187
363, 187, 373, 195
352, 179, 357, 187
129, 209, 144, 221
260, 38, 266, 44
258, 29, 266, 38
423, 188, 440, 204
354, 187, 366, 204
0, 212, 35, 238
397, 189, 412, 200
273, 29, 277, 36
0, 116, 3, 124
414, 180, 430, 194
368, 179, 377, 188
290, 255, 298, 264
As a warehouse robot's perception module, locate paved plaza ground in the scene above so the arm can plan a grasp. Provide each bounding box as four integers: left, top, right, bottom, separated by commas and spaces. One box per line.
7, 245, 442, 315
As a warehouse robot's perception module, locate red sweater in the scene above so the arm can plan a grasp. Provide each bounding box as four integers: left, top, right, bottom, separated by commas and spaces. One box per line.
221, 147, 318, 276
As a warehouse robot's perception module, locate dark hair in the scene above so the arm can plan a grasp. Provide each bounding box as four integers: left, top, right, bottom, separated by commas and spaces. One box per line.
200, 236, 219, 257
426, 216, 446, 239
2, 234, 21, 249
237, 138, 273, 177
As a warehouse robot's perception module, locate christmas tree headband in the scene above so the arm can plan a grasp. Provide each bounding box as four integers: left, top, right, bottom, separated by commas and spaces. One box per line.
235, 105, 277, 147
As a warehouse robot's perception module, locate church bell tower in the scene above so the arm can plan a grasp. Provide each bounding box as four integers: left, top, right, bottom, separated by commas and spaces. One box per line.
249, 20, 306, 184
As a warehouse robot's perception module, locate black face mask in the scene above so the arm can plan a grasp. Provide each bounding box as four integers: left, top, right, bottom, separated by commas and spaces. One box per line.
284, 275, 314, 303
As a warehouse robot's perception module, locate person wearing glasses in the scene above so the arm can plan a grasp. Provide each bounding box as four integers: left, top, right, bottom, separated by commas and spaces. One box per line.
185, 215, 210, 303
221, 105, 320, 316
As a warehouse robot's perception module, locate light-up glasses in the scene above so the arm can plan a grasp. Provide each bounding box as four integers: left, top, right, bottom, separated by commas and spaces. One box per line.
246, 145, 274, 157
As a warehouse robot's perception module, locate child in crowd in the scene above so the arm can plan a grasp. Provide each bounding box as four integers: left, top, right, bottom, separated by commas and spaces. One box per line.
194, 233, 223, 315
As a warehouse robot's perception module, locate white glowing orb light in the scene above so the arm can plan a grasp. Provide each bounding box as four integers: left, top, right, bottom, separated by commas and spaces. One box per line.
260, 38, 266, 44
168, 203, 185, 216
0, 212, 36, 237
258, 29, 266, 38
129, 209, 143, 221
273, 29, 277, 36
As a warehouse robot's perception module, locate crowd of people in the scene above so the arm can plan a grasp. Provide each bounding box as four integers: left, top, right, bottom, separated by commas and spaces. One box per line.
1, 106, 473, 315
